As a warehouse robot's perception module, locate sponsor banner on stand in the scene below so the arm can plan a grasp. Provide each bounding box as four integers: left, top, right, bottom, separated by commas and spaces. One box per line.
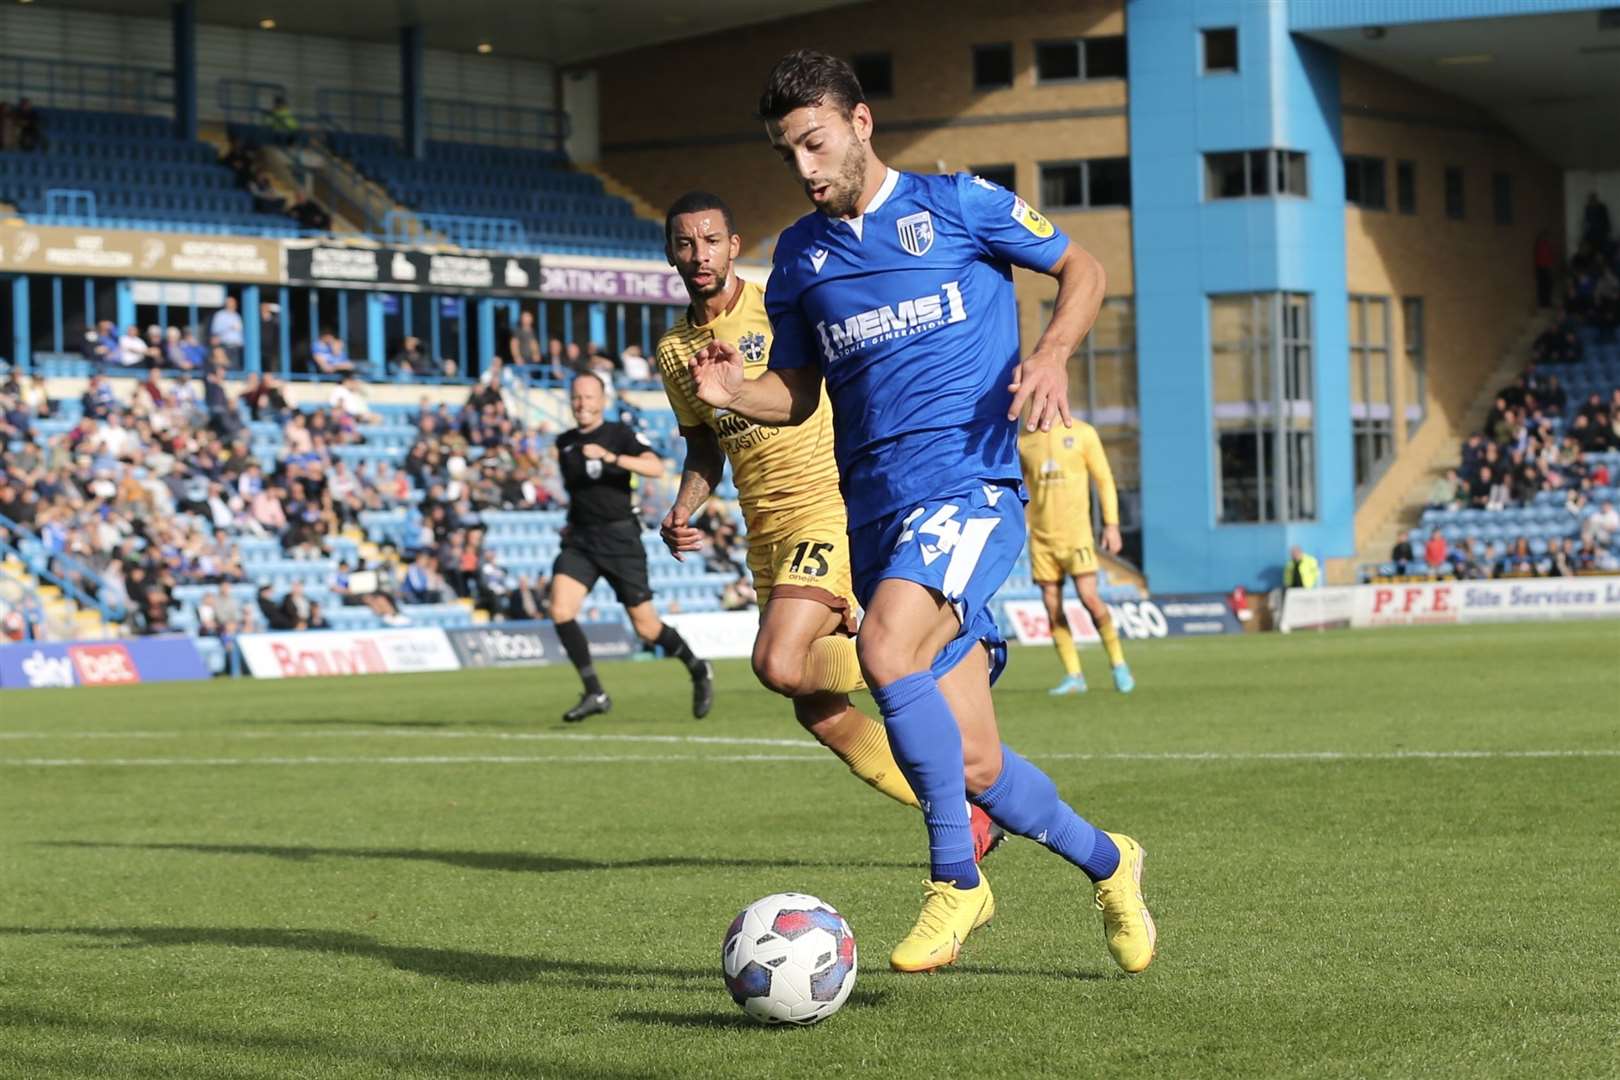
284, 243, 541, 293
446, 621, 636, 669
0, 223, 280, 283
0, 637, 210, 690
1003, 595, 1241, 646
538, 258, 688, 304
1281, 576, 1620, 632
238, 628, 459, 679
662, 611, 759, 660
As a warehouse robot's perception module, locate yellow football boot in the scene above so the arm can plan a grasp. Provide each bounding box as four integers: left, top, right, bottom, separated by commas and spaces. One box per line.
1094, 832, 1157, 973
889, 874, 995, 973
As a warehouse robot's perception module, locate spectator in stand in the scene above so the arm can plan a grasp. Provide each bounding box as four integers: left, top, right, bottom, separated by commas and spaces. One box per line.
289, 194, 331, 231
1584, 499, 1620, 547
203, 366, 241, 438
508, 574, 548, 621
1534, 230, 1557, 308
1468, 465, 1495, 510
257, 584, 293, 630
159, 327, 194, 372
1499, 537, 1537, 577
247, 170, 284, 215
242, 373, 291, 422
330, 375, 376, 424
393, 336, 432, 377
1424, 529, 1449, 572
1549, 537, 1578, 577
14, 98, 43, 151
619, 344, 653, 384
266, 95, 300, 145
307, 601, 331, 630
402, 551, 444, 604
510, 311, 543, 369
117, 324, 151, 369
1583, 192, 1612, 250
311, 330, 355, 376
476, 548, 511, 615
279, 581, 314, 630
1390, 531, 1415, 575
1426, 468, 1461, 510
210, 298, 245, 367
80, 374, 117, 422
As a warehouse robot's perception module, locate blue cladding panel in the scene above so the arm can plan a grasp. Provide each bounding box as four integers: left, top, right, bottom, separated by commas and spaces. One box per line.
1289, 0, 1607, 32
1129, 0, 1353, 592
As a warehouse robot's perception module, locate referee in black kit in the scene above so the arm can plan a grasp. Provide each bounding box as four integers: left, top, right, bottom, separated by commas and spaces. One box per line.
549, 371, 714, 723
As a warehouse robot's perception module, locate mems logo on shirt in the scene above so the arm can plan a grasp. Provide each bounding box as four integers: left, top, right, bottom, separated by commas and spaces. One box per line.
814, 281, 967, 362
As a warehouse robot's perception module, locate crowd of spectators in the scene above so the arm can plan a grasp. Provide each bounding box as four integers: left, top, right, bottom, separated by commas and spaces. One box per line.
220, 130, 332, 232
0, 353, 746, 639
1392, 510, 1620, 580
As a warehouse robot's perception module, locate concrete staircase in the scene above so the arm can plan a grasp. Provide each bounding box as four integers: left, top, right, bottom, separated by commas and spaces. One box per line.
197, 123, 363, 235
1350, 312, 1552, 574
0, 556, 115, 641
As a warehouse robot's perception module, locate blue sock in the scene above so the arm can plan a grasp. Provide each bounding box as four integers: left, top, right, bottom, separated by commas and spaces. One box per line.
870, 672, 979, 889
971, 746, 1120, 882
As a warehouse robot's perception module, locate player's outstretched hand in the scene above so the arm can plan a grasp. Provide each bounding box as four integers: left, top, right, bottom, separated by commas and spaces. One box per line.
1101, 523, 1123, 556
1007, 357, 1073, 432
689, 340, 745, 409
660, 503, 705, 561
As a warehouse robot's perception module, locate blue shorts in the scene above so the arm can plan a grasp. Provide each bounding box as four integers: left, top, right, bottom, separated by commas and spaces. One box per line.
850, 480, 1024, 684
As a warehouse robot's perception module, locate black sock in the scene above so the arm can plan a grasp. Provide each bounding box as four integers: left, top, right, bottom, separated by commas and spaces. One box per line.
555, 620, 604, 695
655, 625, 704, 675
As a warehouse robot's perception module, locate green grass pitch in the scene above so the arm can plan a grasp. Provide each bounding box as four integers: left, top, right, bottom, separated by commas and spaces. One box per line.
2, 622, 1617, 1079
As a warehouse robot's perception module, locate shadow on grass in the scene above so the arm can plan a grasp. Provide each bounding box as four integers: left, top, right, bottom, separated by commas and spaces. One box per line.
0, 925, 715, 989
615, 985, 891, 1030
0, 1003, 662, 1079
41, 840, 912, 874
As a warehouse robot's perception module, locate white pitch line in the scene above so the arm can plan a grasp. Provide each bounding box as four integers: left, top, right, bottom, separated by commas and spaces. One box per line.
1, 748, 1617, 768
0, 752, 828, 768
0, 729, 819, 748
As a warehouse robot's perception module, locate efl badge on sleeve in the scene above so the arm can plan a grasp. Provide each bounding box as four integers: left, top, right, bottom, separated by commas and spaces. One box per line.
1011, 197, 1056, 239
896, 211, 935, 257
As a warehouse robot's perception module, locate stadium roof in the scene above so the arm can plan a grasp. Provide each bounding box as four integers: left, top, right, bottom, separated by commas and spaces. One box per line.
1300, 8, 1620, 170
25, 0, 859, 65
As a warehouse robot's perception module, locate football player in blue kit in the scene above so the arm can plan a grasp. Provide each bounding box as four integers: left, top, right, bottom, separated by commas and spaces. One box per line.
689, 50, 1157, 974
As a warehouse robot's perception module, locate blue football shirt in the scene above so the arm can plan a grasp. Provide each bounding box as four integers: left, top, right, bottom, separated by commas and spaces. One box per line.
766, 169, 1070, 528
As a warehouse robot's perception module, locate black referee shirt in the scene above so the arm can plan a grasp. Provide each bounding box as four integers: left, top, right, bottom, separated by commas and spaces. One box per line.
556, 421, 655, 529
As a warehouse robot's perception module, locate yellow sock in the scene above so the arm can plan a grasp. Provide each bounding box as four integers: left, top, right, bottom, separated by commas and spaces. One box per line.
824, 709, 920, 809
804, 634, 867, 694
1096, 611, 1126, 667
1052, 623, 1083, 677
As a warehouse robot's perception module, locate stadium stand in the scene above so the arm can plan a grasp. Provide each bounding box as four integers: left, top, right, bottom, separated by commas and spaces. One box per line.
1363, 209, 1620, 583
0, 107, 306, 235
326, 132, 664, 258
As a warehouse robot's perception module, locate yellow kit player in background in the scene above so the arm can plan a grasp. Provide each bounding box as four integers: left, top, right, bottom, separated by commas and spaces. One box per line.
654, 191, 1000, 857
1018, 421, 1135, 694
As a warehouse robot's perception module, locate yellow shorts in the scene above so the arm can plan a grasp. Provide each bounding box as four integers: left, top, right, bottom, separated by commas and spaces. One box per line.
1029, 533, 1098, 581
747, 510, 859, 633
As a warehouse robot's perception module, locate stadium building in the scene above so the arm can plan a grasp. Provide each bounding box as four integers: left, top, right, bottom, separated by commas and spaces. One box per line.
1, 0, 1618, 661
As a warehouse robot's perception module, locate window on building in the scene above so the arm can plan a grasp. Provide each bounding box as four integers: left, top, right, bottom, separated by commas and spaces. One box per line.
1035, 35, 1128, 82
1349, 295, 1395, 494
1445, 165, 1465, 220
1041, 296, 1142, 542
1493, 171, 1514, 225
1396, 160, 1416, 214
1210, 293, 1316, 523
972, 43, 1014, 90
1345, 155, 1387, 210
1040, 158, 1131, 210
971, 163, 1017, 192
1201, 27, 1238, 73
1205, 150, 1308, 200
853, 53, 893, 98
1402, 297, 1426, 437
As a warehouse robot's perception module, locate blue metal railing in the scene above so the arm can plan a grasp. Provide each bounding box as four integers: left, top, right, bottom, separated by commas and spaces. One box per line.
315, 88, 570, 153
0, 55, 172, 114
43, 188, 96, 216
384, 209, 527, 250
0, 528, 122, 625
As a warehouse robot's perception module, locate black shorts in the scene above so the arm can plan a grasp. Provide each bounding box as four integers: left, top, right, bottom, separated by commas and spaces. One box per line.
552, 521, 653, 608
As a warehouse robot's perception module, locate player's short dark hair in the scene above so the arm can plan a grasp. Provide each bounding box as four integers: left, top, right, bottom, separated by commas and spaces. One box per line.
663, 192, 736, 247
757, 49, 865, 122
571, 370, 606, 393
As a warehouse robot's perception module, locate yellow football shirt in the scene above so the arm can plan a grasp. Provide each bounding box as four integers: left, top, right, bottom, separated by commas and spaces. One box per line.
655, 279, 843, 542
1019, 421, 1119, 546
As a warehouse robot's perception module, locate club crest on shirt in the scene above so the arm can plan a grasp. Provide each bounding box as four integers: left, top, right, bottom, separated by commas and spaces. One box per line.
896, 211, 935, 257
1064, 436, 1075, 449
738, 331, 767, 363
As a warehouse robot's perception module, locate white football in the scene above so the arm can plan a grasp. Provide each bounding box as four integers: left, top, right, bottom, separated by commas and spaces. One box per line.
721, 892, 857, 1025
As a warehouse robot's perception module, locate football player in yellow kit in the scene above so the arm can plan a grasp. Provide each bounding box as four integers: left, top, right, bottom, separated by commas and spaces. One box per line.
1018, 422, 1135, 693
655, 191, 1000, 857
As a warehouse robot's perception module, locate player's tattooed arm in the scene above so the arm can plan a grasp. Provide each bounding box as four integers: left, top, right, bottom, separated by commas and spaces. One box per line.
690, 341, 822, 426
662, 425, 724, 560
1008, 241, 1107, 432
